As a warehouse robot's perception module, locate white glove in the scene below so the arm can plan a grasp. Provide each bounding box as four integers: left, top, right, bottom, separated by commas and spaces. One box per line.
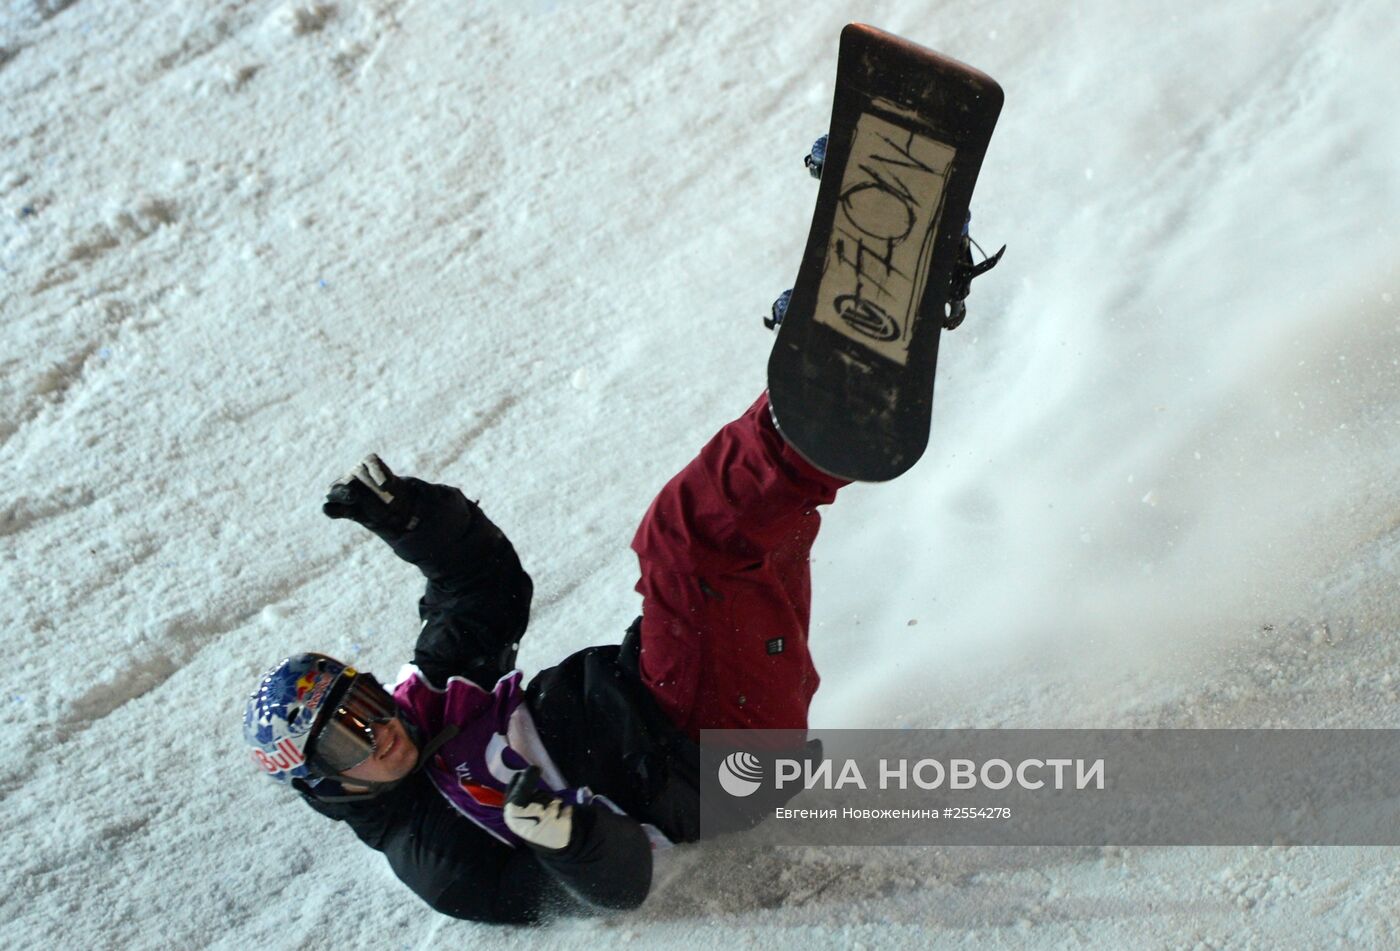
504, 765, 574, 852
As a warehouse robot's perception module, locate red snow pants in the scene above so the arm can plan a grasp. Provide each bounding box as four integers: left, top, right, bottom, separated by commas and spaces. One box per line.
631, 393, 848, 739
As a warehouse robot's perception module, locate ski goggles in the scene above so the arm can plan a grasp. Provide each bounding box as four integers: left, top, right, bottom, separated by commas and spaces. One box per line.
306, 669, 398, 776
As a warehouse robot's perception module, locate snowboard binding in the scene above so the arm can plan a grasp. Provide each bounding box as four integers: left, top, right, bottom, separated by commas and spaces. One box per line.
803, 133, 828, 179
767, 135, 1004, 333
945, 213, 1005, 331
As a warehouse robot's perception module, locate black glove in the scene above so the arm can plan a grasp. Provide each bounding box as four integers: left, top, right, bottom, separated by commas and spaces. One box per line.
504, 765, 575, 852
322, 454, 419, 534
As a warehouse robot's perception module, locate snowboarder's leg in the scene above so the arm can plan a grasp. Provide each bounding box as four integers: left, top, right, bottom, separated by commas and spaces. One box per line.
630, 393, 848, 738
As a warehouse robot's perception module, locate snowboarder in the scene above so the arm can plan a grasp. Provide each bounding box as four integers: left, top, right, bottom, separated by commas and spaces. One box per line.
244, 132, 1000, 923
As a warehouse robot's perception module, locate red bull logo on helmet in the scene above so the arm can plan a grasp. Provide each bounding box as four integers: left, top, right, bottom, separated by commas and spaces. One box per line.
297, 666, 341, 705
295, 670, 318, 699
298, 669, 338, 720
252, 737, 306, 775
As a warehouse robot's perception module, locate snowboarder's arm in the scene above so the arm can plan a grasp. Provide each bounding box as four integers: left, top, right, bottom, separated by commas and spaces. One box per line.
504, 768, 653, 912
528, 801, 653, 911
414, 803, 650, 922
391, 480, 533, 688
376, 778, 650, 923
302, 781, 562, 924
322, 456, 533, 687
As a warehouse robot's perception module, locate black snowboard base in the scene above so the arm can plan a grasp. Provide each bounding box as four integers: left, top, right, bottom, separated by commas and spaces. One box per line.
767, 24, 1004, 482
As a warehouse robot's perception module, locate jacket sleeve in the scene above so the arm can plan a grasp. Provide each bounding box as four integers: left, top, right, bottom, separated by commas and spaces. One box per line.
412, 804, 652, 922
527, 802, 654, 911
378, 478, 534, 689
303, 779, 650, 923
305, 779, 583, 926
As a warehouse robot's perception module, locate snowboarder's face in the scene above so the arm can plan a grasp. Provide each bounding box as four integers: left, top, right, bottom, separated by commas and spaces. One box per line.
337, 715, 419, 785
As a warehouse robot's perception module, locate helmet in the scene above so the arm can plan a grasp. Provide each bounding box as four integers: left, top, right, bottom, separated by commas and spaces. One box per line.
244, 652, 350, 786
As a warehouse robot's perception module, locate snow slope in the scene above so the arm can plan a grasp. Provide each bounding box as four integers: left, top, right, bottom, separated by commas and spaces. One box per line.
2, 0, 1398, 947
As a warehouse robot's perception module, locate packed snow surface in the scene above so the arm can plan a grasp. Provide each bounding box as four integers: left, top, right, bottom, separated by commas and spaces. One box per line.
3, 0, 1399, 947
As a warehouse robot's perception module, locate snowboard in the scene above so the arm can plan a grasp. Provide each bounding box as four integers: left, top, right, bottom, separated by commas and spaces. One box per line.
766, 24, 1004, 482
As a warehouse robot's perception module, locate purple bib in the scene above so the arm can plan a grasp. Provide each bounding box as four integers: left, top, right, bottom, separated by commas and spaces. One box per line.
392, 666, 587, 847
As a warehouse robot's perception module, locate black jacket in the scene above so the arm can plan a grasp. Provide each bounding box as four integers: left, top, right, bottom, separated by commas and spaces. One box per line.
299, 480, 701, 923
